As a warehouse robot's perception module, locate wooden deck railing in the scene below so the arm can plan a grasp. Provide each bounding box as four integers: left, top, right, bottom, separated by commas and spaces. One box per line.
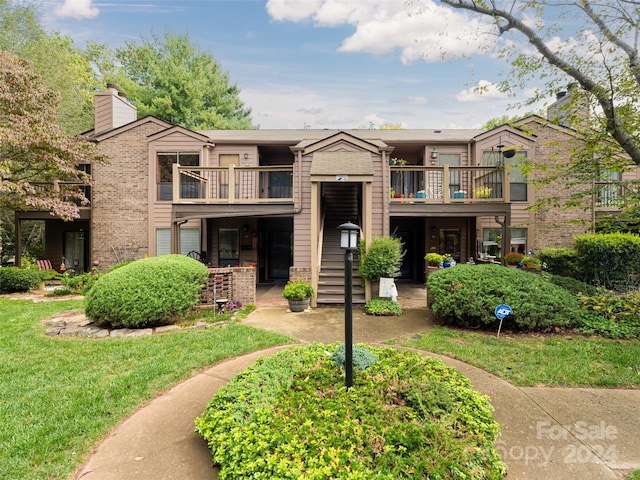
389, 165, 510, 204
172, 165, 294, 204
31, 181, 91, 206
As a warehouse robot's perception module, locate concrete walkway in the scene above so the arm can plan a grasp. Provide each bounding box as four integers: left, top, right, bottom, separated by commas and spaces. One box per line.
75, 302, 640, 480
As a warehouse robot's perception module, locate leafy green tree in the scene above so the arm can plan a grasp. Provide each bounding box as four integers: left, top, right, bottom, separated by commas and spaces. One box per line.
93, 31, 254, 130
0, 0, 99, 134
0, 51, 102, 220
439, 0, 640, 166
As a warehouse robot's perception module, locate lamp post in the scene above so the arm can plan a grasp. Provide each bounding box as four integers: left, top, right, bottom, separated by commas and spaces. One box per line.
338, 221, 360, 389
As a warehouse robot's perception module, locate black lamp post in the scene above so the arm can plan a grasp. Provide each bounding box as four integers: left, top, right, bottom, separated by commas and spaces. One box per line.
338, 221, 360, 389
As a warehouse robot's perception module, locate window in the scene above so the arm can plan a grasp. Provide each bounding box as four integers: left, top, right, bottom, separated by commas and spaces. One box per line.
156, 228, 200, 256
596, 168, 622, 207
157, 152, 199, 201
510, 228, 527, 254
218, 228, 240, 266
482, 228, 501, 257
482, 151, 528, 201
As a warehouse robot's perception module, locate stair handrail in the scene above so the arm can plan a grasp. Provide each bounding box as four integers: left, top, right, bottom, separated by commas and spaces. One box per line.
317, 209, 325, 274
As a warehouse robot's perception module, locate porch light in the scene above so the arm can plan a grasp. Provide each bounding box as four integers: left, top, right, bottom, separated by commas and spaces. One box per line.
431, 148, 438, 160
339, 221, 360, 251
338, 221, 360, 389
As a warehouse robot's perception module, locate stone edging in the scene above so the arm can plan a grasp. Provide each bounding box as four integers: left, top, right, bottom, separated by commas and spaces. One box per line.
41, 310, 229, 339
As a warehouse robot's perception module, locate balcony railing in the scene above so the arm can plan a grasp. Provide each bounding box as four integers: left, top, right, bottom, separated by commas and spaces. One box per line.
390, 165, 509, 203
594, 181, 626, 209
31, 181, 91, 206
172, 165, 294, 204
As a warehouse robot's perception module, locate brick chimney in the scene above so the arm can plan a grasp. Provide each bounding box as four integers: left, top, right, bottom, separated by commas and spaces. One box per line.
94, 83, 137, 135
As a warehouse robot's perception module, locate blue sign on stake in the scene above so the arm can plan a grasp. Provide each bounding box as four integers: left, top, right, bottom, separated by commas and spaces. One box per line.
494, 304, 513, 337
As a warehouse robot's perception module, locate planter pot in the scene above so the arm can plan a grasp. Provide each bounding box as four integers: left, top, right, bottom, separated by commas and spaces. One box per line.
287, 297, 310, 312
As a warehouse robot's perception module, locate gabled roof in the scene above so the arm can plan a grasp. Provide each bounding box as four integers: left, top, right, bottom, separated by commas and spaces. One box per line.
513, 114, 577, 136
87, 116, 172, 142
472, 123, 537, 144
293, 131, 386, 155
147, 125, 214, 144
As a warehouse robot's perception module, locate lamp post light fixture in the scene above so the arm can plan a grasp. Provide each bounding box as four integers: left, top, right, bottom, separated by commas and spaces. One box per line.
338, 221, 360, 389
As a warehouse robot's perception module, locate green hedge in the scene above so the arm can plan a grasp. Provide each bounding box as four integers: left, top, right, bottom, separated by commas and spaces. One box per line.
537, 247, 580, 278
195, 344, 505, 479
574, 233, 640, 290
0, 267, 43, 293
84, 255, 209, 328
427, 264, 581, 331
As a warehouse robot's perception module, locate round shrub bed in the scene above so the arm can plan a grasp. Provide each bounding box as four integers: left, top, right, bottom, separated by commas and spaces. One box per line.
84, 255, 209, 328
427, 264, 581, 331
195, 344, 505, 479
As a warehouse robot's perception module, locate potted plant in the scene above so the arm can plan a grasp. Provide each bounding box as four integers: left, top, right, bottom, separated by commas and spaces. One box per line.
442, 254, 453, 268
473, 186, 492, 198
282, 279, 315, 312
521, 255, 541, 270
504, 252, 524, 266
425, 252, 444, 268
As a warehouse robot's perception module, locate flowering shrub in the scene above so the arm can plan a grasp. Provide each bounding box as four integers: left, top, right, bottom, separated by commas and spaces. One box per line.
225, 300, 242, 311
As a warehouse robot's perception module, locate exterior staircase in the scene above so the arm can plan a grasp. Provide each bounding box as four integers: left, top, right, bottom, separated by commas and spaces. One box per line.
316, 184, 365, 304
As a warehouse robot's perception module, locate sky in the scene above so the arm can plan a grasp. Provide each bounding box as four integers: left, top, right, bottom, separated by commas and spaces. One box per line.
40, 0, 557, 130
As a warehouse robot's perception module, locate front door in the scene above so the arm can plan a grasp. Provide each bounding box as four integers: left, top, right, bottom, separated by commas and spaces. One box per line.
63, 231, 86, 273
439, 228, 461, 263
268, 231, 292, 279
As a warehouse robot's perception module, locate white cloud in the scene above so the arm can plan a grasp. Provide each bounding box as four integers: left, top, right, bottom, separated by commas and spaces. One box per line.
55, 0, 99, 19
265, 0, 498, 64
406, 96, 428, 105
456, 80, 509, 103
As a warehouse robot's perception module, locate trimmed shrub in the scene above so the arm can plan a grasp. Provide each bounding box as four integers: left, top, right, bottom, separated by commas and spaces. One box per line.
537, 247, 581, 278
574, 233, 640, 290
358, 236, 404, 280
85, 255, 210, 328
427, 264, 581, 331
0, 267, 42, 293
195, 344, 505, 479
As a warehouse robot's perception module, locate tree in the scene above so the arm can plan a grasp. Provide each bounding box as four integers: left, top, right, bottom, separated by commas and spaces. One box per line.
92, 31, 254, 130
439, 0, 640, 166
0, 0, 99, 134
481, 112, 536, 130
0, 51, 102, 220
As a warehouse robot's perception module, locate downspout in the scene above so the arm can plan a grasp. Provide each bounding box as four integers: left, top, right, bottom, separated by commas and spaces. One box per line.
290, 147, 304, 214
172, 219, 188, 254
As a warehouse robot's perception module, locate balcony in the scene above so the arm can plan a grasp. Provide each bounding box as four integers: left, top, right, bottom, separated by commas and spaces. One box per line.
31, 181, 91, 207
594, 181, 628, 210
389, 165, 509, 204
172, 165, 294, 204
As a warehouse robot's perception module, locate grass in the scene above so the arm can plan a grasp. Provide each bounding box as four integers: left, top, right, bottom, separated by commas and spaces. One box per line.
629, 470, 640, 480
0, 298, 292, 480
396, 326, 640, 388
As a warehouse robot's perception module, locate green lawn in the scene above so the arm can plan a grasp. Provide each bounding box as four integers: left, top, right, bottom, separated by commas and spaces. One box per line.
0, 298, 292, 480
396, 326, 640, 388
